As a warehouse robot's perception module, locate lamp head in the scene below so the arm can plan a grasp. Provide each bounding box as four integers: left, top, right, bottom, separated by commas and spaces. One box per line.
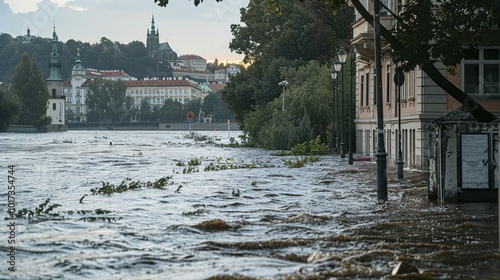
337, 47, 348, 64
330, 72, 337, 80
333, 60, 342, 72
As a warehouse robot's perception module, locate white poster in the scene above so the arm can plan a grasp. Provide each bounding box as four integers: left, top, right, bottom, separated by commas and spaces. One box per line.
461, 134, 489, 189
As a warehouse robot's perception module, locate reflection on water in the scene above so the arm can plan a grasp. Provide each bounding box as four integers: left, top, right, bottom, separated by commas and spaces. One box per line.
0, 131, 498, 279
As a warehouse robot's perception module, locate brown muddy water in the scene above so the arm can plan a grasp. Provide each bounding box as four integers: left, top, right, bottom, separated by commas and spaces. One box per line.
0, 131, 498, 279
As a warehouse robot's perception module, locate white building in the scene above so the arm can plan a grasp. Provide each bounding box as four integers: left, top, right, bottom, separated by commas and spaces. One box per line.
64, 51, 90, 122
125, 78, 202, 109
178, 54, 207, 71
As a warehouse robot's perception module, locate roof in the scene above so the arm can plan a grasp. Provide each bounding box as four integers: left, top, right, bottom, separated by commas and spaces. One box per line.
158, 42, 173, 51
207, 84, 225, 92
125, 79, 199, 88
178, 54, 206, 61
433, 106, 498, 124
99, 70, 131, 77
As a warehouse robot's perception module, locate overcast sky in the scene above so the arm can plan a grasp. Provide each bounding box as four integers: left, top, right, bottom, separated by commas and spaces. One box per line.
1, 0, 248, 63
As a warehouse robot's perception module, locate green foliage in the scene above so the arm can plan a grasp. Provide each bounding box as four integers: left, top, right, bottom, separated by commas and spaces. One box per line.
201, 91, 234, 122
11, 52, 51, 128
283, 156, 321, 168
204, 157, 257, 171
0, 86, 21, 131
90, 176, 173, 195
86, 78, 133, 122
17, 198, 61, 218
274, 135, 331, 156
243, 61, 342, 150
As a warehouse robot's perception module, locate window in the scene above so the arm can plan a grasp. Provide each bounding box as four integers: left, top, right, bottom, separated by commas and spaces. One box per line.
76, 107, 81, 114
365, 71, 370, 106
360, 73, 365, 107
386, 64, 391, 104
52, 89, 56, 98
77, 98, 81, 104
463, 48, 500, 95
52, 103, 56, 110
380, 0, 394, 16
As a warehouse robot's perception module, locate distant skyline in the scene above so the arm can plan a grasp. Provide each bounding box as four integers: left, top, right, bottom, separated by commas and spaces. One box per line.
0, 0, 249, 63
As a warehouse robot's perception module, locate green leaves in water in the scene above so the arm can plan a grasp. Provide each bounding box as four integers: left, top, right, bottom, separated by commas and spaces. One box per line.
90, 176, 173, 195
16, 198, 118, 222
283, 156, 321, 168
17, 198, 61, 218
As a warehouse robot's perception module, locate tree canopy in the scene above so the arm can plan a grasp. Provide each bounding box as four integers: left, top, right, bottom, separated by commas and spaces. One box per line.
0, 85, 21, 131
11, 52, 51, 128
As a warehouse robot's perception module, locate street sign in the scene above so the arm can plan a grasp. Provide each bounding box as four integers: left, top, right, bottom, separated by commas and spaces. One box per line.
186, 111, 195, 121
394, 68, 405, 87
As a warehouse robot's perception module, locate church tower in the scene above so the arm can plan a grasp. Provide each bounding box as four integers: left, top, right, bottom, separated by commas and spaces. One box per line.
47, 25, 63, 98
146, 15, 159, 58
46, 25, 66, 130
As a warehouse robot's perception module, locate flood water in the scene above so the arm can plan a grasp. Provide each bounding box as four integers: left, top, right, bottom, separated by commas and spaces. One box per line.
0, 130, 498, 279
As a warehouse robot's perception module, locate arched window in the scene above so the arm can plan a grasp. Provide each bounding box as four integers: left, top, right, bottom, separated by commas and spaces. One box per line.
52, 103, 56, 110
52, 89, 56, 98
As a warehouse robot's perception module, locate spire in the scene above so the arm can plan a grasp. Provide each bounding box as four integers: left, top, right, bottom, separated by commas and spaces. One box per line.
151, 14, 156, 34
47, 24, 63, 81
51, 24, 58, 53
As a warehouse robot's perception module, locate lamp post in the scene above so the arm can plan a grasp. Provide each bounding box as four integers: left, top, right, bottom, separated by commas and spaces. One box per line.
278, 80, 288, 111
330, 71, 338, 151
374, 0, 388, 201
394, 67, 405, 178
348, 49, 354, 165
333, 60, 342, 152
337, 47, 348, 159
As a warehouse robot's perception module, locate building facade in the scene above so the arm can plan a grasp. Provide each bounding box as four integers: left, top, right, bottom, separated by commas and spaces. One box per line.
350, 0, 500, 171
64, 51, 90, 122
125, 78, 202, 110
178, 55, 207, 71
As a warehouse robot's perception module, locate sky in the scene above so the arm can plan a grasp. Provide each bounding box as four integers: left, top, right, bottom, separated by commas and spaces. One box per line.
0, 0, 249, 63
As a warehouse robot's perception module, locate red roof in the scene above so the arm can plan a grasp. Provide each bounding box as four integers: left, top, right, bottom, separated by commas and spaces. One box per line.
125, 79, 198, 87
178, 54, 206, 61
207, 84, 225, 91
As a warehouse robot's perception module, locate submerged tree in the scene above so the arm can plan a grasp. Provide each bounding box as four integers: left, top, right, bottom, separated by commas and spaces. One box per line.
10, 52, 51, 128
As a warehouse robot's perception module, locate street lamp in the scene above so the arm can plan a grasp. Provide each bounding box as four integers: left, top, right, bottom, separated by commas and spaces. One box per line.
278, 80, 288, 111
394, 67, 405, 178
330, 70, 338, 151
333, 60, 342, 152
337, 47, 348, 159
348, 49, 354, 165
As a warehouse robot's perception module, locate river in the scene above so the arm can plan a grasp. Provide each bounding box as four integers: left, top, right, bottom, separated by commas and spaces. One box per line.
0, 130, 498, 279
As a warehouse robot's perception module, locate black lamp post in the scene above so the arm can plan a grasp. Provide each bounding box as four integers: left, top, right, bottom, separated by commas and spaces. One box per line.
374, 0, 388, 201
348, 49, 354, 165
333, 60, 342, 152
330, 70, 338, 151
394, 67, 405, 178
337, 47, 348, 159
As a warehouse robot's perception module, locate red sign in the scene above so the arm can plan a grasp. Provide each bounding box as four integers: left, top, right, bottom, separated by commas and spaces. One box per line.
186, 111, 195, 120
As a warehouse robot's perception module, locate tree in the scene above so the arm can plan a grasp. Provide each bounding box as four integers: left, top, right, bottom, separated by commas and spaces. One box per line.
184, 99, 202, 122
139, 98, 153, 121
220, 1, 352, 129
0, 86, 21, 131
86, 78, 132, 122
11, 52, 51, 128
158, 99, 184, 122
201, 91, 234, 122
